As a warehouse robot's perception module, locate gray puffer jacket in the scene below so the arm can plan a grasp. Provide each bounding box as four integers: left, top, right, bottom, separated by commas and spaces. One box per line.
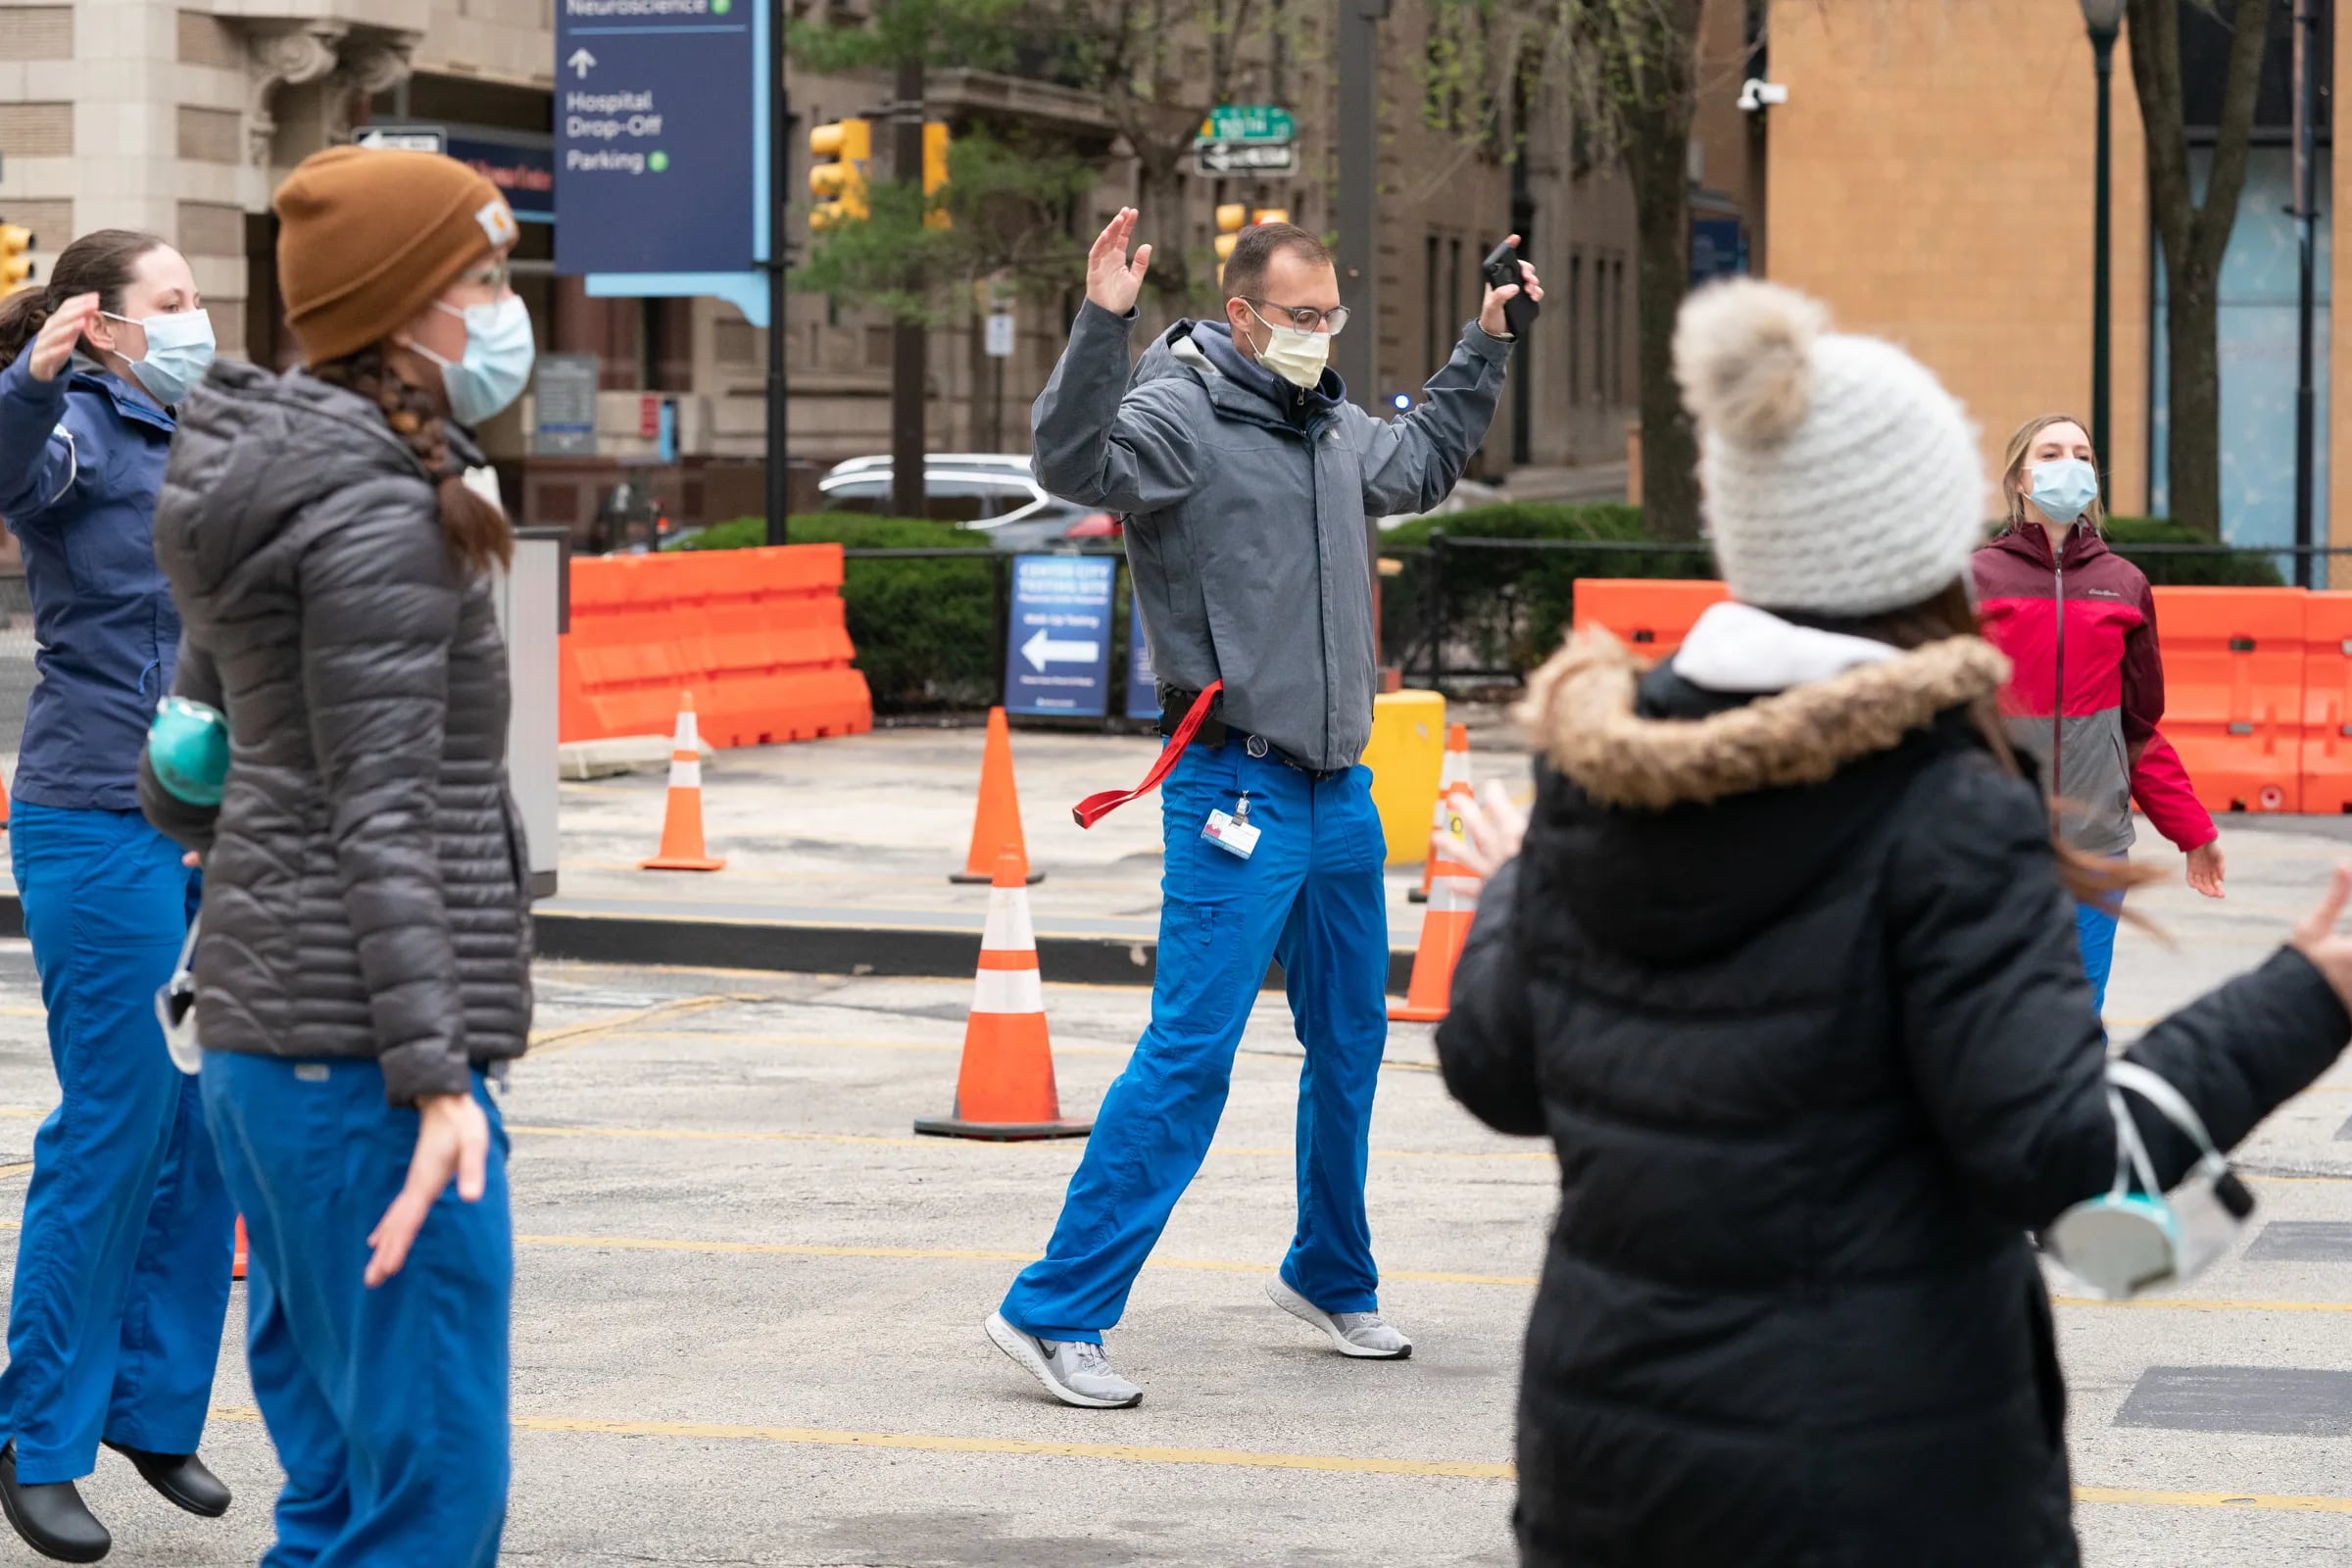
140, 361, 531, 1104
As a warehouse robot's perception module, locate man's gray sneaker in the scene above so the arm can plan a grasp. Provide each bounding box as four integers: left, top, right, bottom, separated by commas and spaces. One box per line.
1266, 1277, 1413, 1359
986, 1312, 1145, 1408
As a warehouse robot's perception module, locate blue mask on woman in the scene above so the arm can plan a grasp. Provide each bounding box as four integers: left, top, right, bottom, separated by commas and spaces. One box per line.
412, 295, 536, 428
103, 309, 216, 407
2027, 457, 2100, 528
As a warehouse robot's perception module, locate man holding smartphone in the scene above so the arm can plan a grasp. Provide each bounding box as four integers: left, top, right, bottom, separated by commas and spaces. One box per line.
986, 211, 1539, 1408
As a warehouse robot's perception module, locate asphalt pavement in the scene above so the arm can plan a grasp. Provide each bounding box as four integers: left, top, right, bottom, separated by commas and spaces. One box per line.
0, 794, 2341, 1560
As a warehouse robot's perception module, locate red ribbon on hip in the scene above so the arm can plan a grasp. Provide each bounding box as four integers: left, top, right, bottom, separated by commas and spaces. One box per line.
1072, 680, 1225, 829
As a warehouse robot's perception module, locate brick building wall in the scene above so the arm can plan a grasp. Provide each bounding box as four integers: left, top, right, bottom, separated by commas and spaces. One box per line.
1763, 0, 2153, 517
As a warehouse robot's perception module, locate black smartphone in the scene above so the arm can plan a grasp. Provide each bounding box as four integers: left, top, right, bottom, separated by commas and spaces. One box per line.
1482, 239, 1540, 338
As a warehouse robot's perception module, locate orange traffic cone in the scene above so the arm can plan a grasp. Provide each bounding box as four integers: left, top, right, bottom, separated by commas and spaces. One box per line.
1390, 825, 1482, 1024
952, 707, 1042, 885
1409, 723, 1473, 906
232, 1215, 248, 1281
914, 850, 1091, 1141
641, 692, 726, 872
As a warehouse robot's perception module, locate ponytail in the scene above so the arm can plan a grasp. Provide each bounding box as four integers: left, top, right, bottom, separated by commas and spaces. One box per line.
0, 289, 55, 370
0, 228, 167, 371
309, 345, 514, 576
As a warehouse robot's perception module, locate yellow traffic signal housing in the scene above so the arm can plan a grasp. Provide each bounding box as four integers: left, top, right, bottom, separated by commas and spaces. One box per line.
0, 222, 35, 292
1250, 208, 1289, 226
808, 120, 871, 229
1212, 203, 1249, 264
922, 122, 952, 231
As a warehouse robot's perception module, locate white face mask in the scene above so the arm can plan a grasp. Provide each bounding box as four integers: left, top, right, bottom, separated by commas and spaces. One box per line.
1242, 305, 1330, 390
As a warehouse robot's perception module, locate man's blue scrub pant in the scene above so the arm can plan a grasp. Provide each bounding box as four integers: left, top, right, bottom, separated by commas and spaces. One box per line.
1002, 743, 1391, 1344
201, 1054, 513, 1568
0, 802, 231, 1485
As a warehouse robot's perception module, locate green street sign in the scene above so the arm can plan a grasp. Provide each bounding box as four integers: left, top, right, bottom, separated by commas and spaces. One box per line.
1199, 104, 1296, 144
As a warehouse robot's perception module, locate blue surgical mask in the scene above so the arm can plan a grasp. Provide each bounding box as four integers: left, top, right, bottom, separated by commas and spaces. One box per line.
411, 295, 535, 427
2027, 457, 2100, 528
103, 309, 216, 407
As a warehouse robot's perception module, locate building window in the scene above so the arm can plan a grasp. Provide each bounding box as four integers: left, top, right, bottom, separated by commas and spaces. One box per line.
1424, 233, 1440, 377
1568, 253, 1583, 405
1447, 238, 1463, 339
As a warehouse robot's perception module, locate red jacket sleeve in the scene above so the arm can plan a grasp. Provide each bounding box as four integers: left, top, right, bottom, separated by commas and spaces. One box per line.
2124, 579, 2217, 852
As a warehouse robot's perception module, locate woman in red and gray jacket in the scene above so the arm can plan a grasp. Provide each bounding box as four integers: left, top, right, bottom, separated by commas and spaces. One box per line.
1973, 413, 2223, 1014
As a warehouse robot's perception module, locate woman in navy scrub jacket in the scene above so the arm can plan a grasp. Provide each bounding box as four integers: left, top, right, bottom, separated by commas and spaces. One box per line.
0, 231, 235, 1562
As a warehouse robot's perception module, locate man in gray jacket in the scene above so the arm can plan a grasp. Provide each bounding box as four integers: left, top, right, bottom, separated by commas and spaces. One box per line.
988, 209, 1537, 1407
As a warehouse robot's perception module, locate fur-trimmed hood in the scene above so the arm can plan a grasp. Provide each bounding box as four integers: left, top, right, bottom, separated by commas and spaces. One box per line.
1513, 615, 2012, 966
1520, 624, 2010, 811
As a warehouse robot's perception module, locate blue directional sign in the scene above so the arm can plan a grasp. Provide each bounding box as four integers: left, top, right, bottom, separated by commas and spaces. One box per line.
1006, 556, 1115, 718
555, 0, 770, 323
1125, 595, 1160, 721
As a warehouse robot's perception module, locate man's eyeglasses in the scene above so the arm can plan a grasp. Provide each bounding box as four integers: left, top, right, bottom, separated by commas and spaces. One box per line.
1243, 299, 1350, 335
462, 261, 514, 292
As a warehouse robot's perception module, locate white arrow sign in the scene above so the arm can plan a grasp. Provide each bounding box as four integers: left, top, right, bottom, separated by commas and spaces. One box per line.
1022, 628, 1101, 672
567, 47, 598, 78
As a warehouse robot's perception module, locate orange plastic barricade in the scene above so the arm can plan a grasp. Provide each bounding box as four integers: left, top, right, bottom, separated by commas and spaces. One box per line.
2151, 586, 2306, 815
2300, 592, 2352, 813
560, 544, 873, 748
1569, 579, 1729, 659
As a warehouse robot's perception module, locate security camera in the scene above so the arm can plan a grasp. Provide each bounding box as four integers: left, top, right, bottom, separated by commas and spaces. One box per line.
1738, 78, 1788, 113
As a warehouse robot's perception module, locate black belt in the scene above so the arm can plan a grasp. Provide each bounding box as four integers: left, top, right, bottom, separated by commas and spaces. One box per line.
1155, 689, 1344, 781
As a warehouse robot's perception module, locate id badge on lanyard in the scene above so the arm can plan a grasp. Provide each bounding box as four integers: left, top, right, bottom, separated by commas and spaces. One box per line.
1201, 791, 1261, 859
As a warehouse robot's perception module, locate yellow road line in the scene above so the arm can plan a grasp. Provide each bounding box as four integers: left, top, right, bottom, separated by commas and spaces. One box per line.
2054, 1295, 2352, 1315
2075, 1485, 2352, 1515
0, 1162, 30, 1182
515, 1231, 1537, 1288
207, 1404, 1511, 1480
504, 1121, 1552, 1163
526, 995, 747, 1060
564, 1029, 1441, 1076
203, 1401, 2352, 1506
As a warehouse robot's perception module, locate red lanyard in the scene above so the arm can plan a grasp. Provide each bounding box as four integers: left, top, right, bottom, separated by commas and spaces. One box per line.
1072, 681, 1224, 829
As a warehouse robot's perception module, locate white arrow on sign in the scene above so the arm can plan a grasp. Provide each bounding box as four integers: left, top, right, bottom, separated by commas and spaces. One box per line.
1022, 628, 1101, 672
567, 47, 598, 78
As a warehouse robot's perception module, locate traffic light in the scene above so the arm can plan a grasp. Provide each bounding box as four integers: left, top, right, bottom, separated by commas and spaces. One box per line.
808, 120, 871, 229
0, 221, 34, 293
1213, 203, 1248, 288
1250, 208, 1289, 226
922, 122, 952, 232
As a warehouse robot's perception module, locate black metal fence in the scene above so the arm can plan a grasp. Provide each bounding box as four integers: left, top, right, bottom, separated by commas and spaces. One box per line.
840, 539, 2352, 717
1386, 537, 2352, 694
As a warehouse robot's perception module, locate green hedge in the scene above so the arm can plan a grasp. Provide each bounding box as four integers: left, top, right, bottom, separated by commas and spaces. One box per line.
664, 502, 2285, 710
2102, 515, 2286, 586
675, 514, 997, 711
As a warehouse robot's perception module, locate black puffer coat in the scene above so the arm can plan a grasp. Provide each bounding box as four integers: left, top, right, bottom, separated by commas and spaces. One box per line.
139, 361, 531, 1104
1437, 628, 2350, 1568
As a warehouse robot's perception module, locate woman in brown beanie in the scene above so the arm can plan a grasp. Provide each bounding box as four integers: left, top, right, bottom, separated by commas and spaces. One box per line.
139, 146, 534, 1566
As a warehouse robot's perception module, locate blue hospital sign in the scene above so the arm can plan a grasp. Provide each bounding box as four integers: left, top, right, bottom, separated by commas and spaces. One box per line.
1005, 556, 1115, 717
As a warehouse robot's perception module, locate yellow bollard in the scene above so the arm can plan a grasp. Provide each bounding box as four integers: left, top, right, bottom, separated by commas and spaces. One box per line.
1361, 690, 1447, 866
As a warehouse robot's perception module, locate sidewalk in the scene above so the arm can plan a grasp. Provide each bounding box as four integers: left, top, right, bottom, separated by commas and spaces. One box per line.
543, 717, 1537, 976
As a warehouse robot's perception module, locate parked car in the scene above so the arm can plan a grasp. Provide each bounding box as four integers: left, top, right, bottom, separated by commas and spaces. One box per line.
818, 455, 1117, 552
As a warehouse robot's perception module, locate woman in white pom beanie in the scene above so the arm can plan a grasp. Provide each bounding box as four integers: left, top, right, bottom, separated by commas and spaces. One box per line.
1429, 279, 2352, 1566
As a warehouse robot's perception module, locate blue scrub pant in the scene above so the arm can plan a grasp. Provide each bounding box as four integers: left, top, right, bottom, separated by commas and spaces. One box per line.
0, 802, 230, 1485
2077, 896, 2122, 1020
1002, 744, 1391, 1344
201, 1054, 512, 1568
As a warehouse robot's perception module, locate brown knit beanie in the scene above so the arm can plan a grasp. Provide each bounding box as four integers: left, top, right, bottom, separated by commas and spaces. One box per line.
273, 147, 518, 366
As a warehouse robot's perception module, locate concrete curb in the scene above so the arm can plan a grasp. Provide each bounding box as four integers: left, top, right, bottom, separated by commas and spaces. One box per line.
532, 907, 1421, 995
0, 896, 1417, 997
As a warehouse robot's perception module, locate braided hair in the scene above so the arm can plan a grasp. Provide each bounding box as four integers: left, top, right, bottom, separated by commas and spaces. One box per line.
309, 345, 514, 575
0, 229, 168, 369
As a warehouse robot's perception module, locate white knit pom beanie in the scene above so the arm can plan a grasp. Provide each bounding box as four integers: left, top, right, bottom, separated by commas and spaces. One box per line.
1673, 280, 1985, 617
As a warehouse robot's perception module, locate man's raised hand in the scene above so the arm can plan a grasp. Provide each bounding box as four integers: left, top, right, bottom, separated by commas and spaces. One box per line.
1087, 208, 1152, 318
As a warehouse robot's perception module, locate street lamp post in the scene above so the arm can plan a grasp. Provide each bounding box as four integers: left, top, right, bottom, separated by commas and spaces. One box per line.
2081, 0, 2126, 510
